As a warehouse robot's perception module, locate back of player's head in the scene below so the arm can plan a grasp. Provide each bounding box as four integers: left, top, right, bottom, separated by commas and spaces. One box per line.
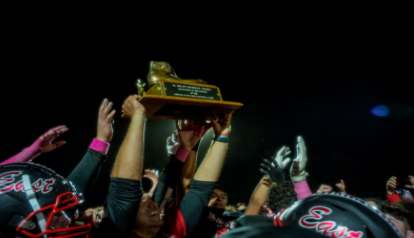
380, 201, 414, 236
267, 181, 297, 214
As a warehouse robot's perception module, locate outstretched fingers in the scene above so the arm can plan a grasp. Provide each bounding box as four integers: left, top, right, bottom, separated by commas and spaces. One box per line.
103, 101, 113, 116
107, 109, 116, 122
281, 157, 292, 169
175, 120, 181, 131
41, 125, 69, 141
224, 111, 233, 125
206, 116, 220, 134
100, 98, 108, 112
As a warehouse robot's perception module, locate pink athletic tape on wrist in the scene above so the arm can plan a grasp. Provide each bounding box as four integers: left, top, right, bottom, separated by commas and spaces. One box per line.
294, 180, 312, 200
0, 138, 42, 165
90, 138, 110, 154
175, 147, 191, 163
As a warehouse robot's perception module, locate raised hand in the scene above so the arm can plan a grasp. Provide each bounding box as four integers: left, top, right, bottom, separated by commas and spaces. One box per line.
386, 176, 397, 195
121, 95, 146, 117
83, 208, 103, 223
143, 169, 159, 196
144, 169, 159, 185
260, 146, 292, 182
290, 136, 308, 182
405, 175, 414, 189
208, 112, 233, 138
97, 98, 116, 142
336, 179, 346, 193
193, 120, 213, 137
316, 184, 333, 193
175, 120, 204, 150
39, 125, 69, 153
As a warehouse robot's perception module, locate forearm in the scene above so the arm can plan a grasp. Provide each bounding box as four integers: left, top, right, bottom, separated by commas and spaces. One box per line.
67, 139, 109, 196
176, 150, 197, 203
294, 180, 312, 200
98, 178, 142, 237
111, 114, 145, 179
180, 180, 215, 234
153, 155, 184, 206
159, 188, 173, 213
194, 141, 227, 182
245, 176, 273, 215
0, 140, 41, 165
0, 148, 39, 165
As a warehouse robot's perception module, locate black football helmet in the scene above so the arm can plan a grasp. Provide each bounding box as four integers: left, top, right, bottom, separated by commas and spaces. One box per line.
273, 192, 402, 237
0, 163, 91, 238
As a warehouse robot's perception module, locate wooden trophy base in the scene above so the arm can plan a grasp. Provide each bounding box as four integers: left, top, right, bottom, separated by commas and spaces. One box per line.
125, 79, 243, 120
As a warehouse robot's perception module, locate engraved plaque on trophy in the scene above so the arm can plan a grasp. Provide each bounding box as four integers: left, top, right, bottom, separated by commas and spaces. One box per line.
122, 61, 243, 120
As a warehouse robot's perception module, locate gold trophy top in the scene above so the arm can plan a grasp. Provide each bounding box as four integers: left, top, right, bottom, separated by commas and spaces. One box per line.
147, 61, 207, 88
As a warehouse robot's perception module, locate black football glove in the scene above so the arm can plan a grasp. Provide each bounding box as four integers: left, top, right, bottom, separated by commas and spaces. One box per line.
260, 146, 292, 182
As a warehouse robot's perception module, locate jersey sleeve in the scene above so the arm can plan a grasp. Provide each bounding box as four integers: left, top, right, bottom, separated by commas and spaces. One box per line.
180, 180, 215, 234
159, 180, 215, 237
153, 155, 184, 206
94, 177, 142, 238
386, 192, 401, 204
67, 148, 107, 197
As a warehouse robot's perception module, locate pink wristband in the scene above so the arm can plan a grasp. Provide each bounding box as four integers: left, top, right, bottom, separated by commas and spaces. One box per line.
294, 180, 312, 200
89, 138, 110, 155
175, 147, 191, 163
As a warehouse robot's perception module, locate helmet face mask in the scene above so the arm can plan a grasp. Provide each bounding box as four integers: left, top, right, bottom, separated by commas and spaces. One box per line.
273, 192, 403, 238
0, 163, 91, 238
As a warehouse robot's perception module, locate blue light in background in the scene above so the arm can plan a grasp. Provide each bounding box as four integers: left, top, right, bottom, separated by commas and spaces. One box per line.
371, 105, 389, 117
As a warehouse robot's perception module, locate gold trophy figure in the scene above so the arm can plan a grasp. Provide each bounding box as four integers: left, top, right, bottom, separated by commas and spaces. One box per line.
136, 79, 146, 96
122, 61, 243, 120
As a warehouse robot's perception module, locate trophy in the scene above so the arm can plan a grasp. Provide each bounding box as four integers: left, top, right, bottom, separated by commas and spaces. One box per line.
122, 61, 243, 120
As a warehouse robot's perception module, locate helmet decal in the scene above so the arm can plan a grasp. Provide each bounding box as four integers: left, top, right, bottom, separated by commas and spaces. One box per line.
299, 206, 364, 238
0, 171, 55, 194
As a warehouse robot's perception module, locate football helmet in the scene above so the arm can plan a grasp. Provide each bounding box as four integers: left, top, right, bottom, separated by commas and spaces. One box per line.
0, 162, 91, 238
274, 192, 402, 237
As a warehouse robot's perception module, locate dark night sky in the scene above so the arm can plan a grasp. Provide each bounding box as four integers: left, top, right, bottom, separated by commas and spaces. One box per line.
1, 7, 413, 207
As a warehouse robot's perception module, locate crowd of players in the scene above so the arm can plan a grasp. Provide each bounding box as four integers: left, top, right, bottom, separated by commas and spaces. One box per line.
0, 95, 413, 238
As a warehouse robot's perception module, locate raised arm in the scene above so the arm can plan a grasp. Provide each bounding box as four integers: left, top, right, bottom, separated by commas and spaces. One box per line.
111, 95, 146, 179
161, 112, 233, 237
152, 131, 188, 209
97, 95, 146, 237
176, 120, 210, 203
245, 146, 292, 215
0, 125, 68, 165
290, 136, 312, 200
194, 113, 232, 182
244, 176, 274, 215
67, 98, 115, 196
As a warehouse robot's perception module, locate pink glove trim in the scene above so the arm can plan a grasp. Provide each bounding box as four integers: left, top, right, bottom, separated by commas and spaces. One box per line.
294, 180, 312, 200
175, 147, 191, 163
89, 138, 110, 155
0, 138, 42, 165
